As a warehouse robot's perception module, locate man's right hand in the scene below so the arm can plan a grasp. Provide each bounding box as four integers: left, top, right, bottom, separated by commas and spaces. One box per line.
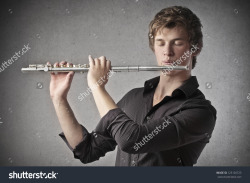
48, 61, 83, 149
48, 61, 75, 100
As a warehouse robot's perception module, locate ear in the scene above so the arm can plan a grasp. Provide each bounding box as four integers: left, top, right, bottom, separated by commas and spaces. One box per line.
192, 49, 201, 57
190, 44, 201, 57
192, 52, 198, 57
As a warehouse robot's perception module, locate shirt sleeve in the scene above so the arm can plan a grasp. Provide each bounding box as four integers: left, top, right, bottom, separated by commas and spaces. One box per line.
57, 90, 130, 164
59, 124, 117, 164
98, 100, 216, 154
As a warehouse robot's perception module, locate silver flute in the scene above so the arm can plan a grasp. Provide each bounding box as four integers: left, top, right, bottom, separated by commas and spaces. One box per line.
21, 64, 189, 73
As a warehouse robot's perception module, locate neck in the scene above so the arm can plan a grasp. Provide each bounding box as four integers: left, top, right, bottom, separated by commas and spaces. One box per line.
154, 71, 191, 99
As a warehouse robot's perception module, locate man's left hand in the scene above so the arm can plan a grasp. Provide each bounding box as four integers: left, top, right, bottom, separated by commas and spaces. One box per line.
87, 55, 111, 90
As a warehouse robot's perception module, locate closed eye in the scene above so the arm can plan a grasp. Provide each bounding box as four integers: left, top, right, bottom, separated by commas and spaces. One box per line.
156, 40, 165, 47
158, 43, 165, 47
174, 41, 184, 46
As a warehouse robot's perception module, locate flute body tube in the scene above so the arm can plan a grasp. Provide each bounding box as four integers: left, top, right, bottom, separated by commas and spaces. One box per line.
21, 64, 189, 73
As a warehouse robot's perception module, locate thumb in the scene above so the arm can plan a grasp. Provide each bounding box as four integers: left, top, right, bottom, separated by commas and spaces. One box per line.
50, 72, 56, 81
66, 71, 74, 83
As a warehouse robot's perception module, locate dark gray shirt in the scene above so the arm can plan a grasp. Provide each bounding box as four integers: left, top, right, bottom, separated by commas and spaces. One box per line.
60, 76, 217, 166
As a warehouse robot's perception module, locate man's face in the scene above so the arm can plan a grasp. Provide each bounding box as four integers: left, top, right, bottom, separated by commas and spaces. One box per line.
154, 26, 193, 75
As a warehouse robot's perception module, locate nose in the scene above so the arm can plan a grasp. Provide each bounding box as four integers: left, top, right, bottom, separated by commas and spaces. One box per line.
163, 44, 174, 56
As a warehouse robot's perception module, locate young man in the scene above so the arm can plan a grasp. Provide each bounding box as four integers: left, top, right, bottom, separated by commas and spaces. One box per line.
49, 6, 216, 166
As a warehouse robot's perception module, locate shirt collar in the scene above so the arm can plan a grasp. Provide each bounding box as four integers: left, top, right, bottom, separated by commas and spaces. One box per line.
143, 76, 199, 98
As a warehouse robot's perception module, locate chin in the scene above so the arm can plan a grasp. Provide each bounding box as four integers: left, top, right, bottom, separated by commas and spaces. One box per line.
161, 70, 173, 76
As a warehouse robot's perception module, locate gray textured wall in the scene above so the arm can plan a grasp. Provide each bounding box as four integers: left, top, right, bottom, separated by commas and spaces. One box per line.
0, 0, 249, 166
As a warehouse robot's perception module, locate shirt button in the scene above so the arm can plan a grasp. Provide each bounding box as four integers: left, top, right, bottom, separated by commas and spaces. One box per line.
93, 132, 98, 138
205, 133, 210, 138
177, 157, 182, 164
131, 160, 136, 166
146, 116, 151, 121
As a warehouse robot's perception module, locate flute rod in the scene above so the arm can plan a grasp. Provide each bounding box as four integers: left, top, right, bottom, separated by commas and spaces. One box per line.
21, 64, 189, 73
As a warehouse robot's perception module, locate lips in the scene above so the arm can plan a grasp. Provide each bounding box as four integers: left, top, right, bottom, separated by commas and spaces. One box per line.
162, 61, 173, 65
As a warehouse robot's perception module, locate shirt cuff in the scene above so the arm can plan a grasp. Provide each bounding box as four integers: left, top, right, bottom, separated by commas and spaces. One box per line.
59, 125, 90, 158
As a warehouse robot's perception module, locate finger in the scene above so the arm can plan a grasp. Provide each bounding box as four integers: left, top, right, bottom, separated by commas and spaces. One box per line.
60, 61, 67, 67
54, 62, 59, 67
99, 56, 106, 60
53, 62, 59, 74
89, 55, 94, 68
67, 62, 73, 67
58, 61, 69, 74
94, 58, 100, 66
99, 56, 106, 61
54, 62, 66, 75
99, 56, 106, 68
106, 60, 111, 70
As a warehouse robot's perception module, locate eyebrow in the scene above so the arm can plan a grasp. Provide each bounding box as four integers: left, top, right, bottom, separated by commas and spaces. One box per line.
155, 38, 185, 42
